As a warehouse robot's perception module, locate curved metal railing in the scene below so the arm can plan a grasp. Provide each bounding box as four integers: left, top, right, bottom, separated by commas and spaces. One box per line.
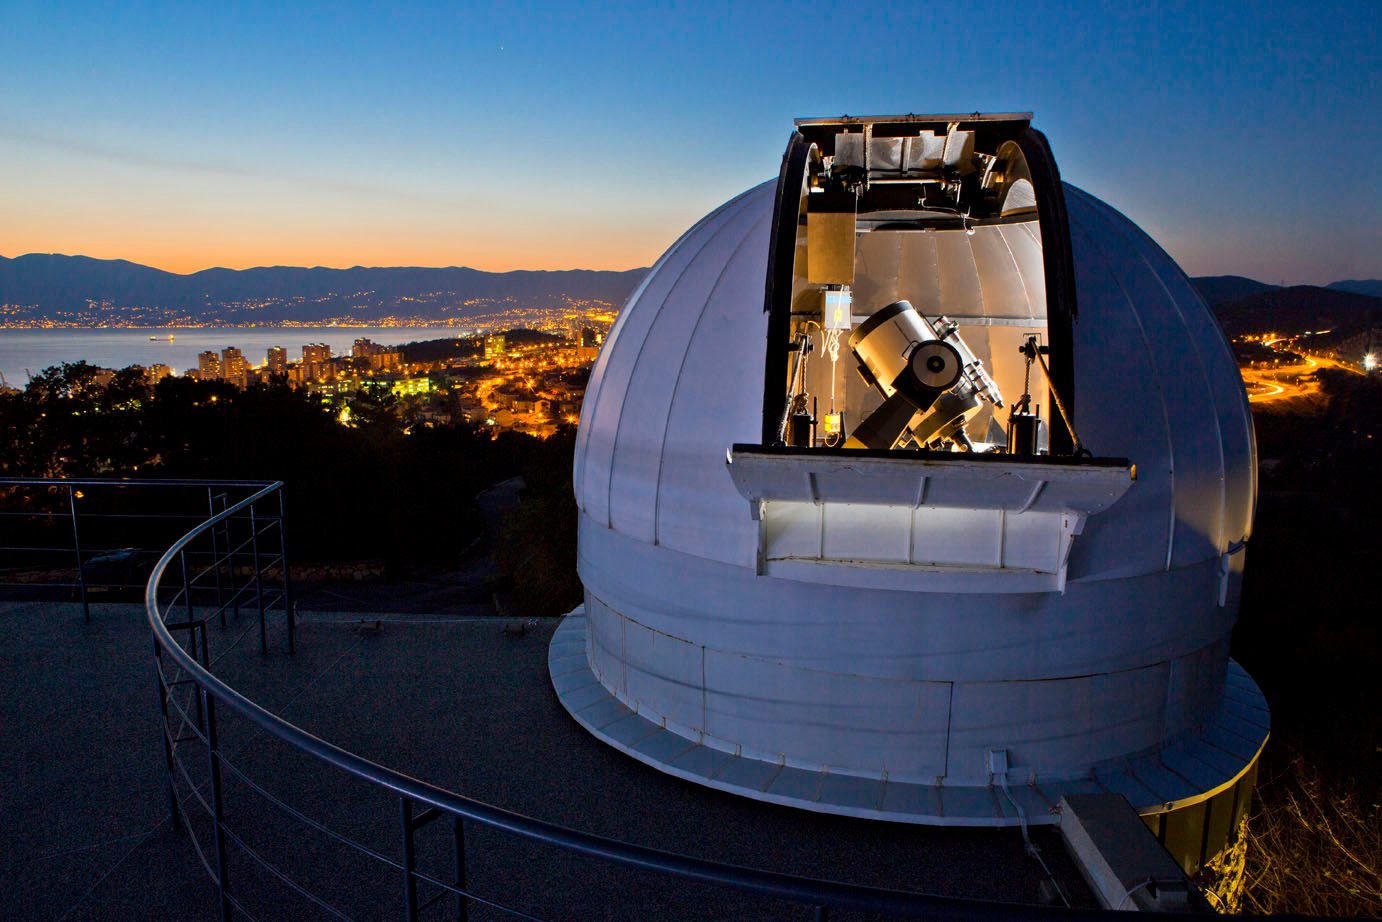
147, 482, 1214, 922
0, 477, 289, 623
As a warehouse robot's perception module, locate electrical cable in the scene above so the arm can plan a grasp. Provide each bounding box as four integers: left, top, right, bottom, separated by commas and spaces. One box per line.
1116, 877, 1157, 910
807, 319, 843, 446
824, 328, 842, 427
824, 329, 842, 375
998, 775, 1071, 908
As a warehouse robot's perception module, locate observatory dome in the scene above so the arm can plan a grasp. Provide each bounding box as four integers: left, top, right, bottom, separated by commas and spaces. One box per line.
551, 115, 1266, 861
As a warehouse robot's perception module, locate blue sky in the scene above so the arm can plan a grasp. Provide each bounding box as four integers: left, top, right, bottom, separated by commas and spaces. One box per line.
1, 0, 1377, 282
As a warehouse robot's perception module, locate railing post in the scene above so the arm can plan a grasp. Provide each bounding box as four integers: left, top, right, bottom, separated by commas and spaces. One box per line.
207, 488, 226, 627
205, 692, 233, 922
250, 504, 267, 655
155, 642, 180, 828
223, 495, 240, 622
400, 797, 419, 922
197, 620, 210, 670
68, 484, 89, 623
277, 488, 295, 655
181, 548, 196, 624
181, 551, 204, 732
454, 815, 469, 922
813, 905, 830, 922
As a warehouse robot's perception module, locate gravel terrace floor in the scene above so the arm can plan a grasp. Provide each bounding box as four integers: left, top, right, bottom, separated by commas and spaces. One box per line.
0, 594, 1093, 921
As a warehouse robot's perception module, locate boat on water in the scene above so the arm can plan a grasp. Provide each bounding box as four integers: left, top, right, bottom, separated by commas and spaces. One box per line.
149, 334, 174, 341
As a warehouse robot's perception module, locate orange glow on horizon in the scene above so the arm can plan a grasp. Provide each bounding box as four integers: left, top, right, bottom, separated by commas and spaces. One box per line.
0, 238, 656, 276
0, 212, 677, 275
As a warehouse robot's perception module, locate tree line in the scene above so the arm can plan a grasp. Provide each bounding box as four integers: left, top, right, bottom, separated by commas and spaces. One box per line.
0, 362, 581, 613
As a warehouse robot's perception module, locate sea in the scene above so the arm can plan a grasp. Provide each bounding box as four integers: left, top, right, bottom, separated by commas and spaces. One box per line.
0, 327, 472, 381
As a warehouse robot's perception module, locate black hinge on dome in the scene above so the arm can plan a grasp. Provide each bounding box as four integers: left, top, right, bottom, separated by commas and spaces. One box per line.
1014, 128, 1078, 456
761, 131, 811, 445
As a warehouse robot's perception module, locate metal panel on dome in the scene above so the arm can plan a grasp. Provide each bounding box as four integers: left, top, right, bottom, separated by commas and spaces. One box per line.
1066, 188, 1226, 569
1072, 189, 1257, 550
609, 190, 769, 543
728, 445, 1132, 585
577, 186, 764, 533
854, 223, 1047, 323
727, 445, 1131, 512
652, 192, 775, 564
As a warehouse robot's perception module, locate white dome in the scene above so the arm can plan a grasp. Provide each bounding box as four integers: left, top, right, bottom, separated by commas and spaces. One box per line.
555, 120, 1266, 829
576, 182, 1255, 582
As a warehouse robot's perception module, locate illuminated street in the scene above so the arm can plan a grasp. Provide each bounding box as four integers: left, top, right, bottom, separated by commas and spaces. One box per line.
1241, 352, 1362, 404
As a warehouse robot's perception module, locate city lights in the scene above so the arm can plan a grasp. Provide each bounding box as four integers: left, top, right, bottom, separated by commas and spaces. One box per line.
162, 316, 611, 438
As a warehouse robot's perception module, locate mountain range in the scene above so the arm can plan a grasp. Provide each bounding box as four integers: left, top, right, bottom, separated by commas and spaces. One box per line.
1189, 275, 1382, 306
1, 253, 1377, 332
0, 254, 648, 324
1187, 275, 1380, 347
1209, 286, 1380, 344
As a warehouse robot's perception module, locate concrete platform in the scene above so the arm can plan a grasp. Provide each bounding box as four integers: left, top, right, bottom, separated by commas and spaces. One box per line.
3, 599, 1096, 921
551, 610, 1269, 826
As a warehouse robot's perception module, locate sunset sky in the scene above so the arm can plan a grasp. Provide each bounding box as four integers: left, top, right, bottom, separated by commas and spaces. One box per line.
2, 1, 1377, 283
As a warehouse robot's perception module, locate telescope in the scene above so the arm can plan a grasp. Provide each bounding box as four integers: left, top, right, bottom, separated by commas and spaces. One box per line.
844, 300, 1002, 450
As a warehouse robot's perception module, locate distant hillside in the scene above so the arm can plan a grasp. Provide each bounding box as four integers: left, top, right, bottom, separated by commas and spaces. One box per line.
0, 253, 648, 323
1213, 285, 1380, 339
1190, 275, 1280, 307
1328, 279, 1382, 299
395, 328, 563, 364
